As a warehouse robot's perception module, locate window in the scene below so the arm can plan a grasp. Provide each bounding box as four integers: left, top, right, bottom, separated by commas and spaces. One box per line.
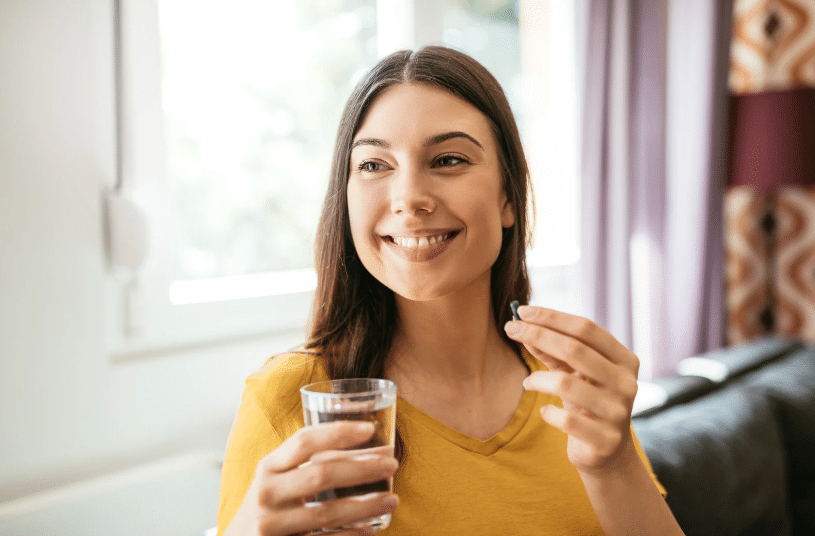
160, 0, 378, 285
109, 0, 580, 358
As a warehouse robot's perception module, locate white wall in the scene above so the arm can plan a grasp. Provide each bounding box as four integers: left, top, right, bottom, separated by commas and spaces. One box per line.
0, 0, 297, 505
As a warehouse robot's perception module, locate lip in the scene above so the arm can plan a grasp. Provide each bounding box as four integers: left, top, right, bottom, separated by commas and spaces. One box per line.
381, 229, 460, 262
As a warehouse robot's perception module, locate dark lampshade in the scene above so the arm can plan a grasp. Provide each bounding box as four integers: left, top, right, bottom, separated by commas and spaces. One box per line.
728, 87, 815, 192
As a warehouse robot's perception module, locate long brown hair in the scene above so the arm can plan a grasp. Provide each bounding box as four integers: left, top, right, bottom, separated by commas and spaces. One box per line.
306, 46, 533, 453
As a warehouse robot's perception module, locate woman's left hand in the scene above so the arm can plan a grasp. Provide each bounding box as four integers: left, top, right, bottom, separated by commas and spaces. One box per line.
504, 305, 640, 476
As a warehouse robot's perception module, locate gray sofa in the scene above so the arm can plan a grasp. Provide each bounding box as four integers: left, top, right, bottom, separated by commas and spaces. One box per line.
632, 338, 815, 536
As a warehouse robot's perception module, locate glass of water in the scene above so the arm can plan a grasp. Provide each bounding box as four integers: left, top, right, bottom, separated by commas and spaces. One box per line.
300, 378, 397, 533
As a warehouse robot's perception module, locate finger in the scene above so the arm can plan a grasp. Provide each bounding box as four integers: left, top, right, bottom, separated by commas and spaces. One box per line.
259, 492, 399, 536
262, 422, 376, 474
307, 529, 378, 536
504, 324, 572, 372
506, 321, 616, 386
539, 404, 624, 458
262, 454, 398, 506
524, 371, 629, 423
525, 344, 573, 373
310, 445, 394, 464
515, 306, 639, 370
319, 530, 377, 536
305, 531, 374, 536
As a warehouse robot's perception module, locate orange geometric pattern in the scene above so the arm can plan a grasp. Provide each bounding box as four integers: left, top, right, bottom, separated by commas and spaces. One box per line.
724, 187, 815, 345
725, 1, 815, 346
724, 187, 776, 344
730, 0, 815, 93
774, 187, 815, 340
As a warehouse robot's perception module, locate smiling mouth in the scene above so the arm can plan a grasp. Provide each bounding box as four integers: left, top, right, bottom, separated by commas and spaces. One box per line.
386, 231, 458, 249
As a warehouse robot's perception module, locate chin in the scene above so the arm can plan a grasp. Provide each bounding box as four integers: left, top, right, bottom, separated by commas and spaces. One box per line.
374, 278, 454, 303
390, 276, 487, 304
362, 260, 493, 304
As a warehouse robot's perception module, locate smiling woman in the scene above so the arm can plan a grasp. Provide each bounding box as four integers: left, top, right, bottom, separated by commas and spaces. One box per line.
347, 83, 514, 300
216, 47, 684, 536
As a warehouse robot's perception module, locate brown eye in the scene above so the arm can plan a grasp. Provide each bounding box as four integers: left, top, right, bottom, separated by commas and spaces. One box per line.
434, 154, 468, 167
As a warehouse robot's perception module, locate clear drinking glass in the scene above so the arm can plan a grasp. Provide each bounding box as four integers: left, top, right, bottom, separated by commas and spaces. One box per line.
300, 378, 397, 533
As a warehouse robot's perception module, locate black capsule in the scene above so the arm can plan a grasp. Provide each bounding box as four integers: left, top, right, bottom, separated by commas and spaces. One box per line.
510, 300, 521, 321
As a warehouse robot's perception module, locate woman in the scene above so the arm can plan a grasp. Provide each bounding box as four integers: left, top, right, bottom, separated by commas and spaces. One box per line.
218, 46, 684, 536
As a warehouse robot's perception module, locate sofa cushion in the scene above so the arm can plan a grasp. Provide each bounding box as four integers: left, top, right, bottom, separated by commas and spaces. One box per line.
790, 481, 815, 536
741, 346, 815, 533
633, 386, 790, 536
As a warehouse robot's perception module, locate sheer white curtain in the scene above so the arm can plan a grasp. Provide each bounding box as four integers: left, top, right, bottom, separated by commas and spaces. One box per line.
579, 0, 733, 379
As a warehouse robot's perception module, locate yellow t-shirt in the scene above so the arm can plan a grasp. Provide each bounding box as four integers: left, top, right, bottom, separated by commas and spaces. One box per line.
217, 350, 665, 535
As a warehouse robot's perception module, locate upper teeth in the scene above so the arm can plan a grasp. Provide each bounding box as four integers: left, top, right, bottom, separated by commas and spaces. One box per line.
392, 233, 451, 249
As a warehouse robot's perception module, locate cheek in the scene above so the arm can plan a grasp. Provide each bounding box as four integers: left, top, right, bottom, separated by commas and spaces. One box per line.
346, 193, 364, 250
456, 183, 506, 231
346, 183, 377, 253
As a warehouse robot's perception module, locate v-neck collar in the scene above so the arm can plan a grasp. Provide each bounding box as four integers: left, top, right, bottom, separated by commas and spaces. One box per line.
396, 350, 542, 456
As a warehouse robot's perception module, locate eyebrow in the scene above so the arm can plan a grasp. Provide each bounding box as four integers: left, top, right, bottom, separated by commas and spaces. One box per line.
350, 131, 484, 151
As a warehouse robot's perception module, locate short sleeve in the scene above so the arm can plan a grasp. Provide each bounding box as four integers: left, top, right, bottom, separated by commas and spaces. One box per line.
215, 351, 325, 535
216, 392, 285, 536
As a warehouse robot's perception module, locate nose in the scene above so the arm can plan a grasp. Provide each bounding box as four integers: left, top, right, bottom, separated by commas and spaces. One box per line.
390, 165, 436, 215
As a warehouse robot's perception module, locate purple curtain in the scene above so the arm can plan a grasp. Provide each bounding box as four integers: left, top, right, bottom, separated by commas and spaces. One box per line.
580, 0, 732, 378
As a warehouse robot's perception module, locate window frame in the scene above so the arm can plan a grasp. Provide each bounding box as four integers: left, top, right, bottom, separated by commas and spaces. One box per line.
108, 0, 582, 359
108, 0, 451, 358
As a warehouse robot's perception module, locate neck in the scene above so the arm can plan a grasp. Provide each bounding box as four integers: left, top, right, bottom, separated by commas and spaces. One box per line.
386, 276, 516, 394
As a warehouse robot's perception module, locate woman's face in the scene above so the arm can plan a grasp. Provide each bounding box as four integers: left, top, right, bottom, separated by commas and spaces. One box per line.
347, 82, 514, 302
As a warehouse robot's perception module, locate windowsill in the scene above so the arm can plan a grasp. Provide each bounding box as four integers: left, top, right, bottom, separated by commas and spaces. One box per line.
109, 327, 306, 365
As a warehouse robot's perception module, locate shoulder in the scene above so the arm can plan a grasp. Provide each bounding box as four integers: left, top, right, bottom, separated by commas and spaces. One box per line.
242, 348, 330, 430
247, 348, 326, 389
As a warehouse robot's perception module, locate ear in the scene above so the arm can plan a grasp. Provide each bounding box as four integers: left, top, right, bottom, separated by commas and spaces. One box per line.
500, 195, 515, 228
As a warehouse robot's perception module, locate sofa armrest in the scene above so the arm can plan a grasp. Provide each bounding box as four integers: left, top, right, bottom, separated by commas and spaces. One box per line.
633, 375, 717, 418
633, 386, 791, 536
676, 337, 803, 383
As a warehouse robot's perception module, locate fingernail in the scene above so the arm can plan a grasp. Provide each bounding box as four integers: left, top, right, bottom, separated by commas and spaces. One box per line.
382, 457, 399, 472
382, 493, 399, 511
356, 421, 376, 434
522, 377, 529, 389
504, 321, 520, 336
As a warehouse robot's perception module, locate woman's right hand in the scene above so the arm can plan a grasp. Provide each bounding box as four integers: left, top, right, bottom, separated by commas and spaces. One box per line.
225, 421, 399, 536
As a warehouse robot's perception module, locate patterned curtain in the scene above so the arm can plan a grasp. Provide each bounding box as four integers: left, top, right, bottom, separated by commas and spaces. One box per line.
726, 0, 815, 344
